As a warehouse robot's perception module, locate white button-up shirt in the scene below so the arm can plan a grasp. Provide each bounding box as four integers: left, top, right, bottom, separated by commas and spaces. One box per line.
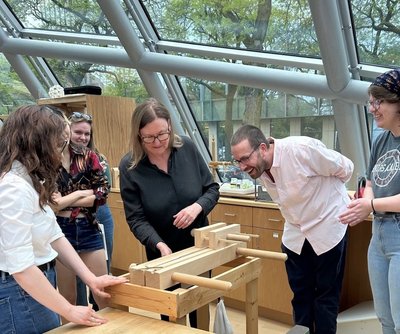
0, 161, 64, 274
259, 137, 353, 255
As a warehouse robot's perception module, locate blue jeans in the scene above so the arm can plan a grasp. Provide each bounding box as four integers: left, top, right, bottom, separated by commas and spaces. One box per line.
0, 267, 60, 333
57, 216, 104, 252
282, 235, 347, 334
96, 204, 114, 272
368, 215, 400, 334
76, 204, 114, 307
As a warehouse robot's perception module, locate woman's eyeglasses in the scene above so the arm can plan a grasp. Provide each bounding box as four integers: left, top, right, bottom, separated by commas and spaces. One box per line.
70, 112, 92, 122
367, 99, 382, 110
60, 140, 68, 153
141, 131, 170, 144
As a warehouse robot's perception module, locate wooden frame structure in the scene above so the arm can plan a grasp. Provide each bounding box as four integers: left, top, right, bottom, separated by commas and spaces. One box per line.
106, 223, 287, 334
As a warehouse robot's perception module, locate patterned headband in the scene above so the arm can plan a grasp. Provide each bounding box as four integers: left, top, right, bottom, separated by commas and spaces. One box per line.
372, 69, 400, 97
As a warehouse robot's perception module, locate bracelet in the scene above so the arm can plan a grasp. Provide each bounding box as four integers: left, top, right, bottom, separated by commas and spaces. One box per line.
371, 199, 376, 214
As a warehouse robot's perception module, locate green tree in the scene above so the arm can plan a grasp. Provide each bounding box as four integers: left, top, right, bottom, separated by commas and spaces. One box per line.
6, 0, 148, 100
0, 55, 33, 113
351, 0, 400, 66
145, 0, 273, 159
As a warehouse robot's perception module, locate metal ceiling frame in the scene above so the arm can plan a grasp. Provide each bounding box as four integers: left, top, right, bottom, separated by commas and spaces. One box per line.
0, 0, 389, 184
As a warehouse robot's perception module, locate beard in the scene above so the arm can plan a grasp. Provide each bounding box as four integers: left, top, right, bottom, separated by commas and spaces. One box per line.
245, 157, 268, 180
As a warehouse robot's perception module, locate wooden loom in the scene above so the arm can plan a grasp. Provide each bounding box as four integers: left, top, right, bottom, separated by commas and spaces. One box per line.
106, 223, 287, 334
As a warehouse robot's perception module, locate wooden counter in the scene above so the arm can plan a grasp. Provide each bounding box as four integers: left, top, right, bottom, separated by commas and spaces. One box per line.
46, 308, 211, 333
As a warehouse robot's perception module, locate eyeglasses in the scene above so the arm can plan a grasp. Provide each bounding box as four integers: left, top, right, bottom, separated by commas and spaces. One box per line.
141, 131, 170, 144
60, 140, 68, 153
70, 112, 92, 122
232, 146, 259, 166
367, 99, 382, 110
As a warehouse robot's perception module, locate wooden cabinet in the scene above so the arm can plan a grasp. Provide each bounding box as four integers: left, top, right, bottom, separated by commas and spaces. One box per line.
210, 203, 253, 303
340, 220, 373, 310
210, 202, 292, 324
108, 192, 146, 275
211, 203, 252, 226
253, 208, 293, 321
37, 94, 135, 169
209, 198, 374, 325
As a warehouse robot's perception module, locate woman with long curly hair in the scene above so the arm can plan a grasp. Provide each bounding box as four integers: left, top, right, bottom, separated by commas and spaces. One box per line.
0, 105, 126, 333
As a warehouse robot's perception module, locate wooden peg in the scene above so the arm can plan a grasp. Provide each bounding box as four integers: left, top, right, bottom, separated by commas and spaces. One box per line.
236, 247, 288, 261
226, 233, 251, 242
171, 272, 232, 291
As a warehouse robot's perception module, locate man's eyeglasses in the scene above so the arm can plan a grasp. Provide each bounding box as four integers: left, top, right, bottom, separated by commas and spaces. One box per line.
367, 99, 382, 110
70, 112, 92, 122
141, 131, 170, 144
232, 147, 259, 166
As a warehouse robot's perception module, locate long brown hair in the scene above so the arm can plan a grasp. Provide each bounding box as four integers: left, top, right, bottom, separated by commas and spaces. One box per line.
0, 104, 67, 208
129, 98, 182, 168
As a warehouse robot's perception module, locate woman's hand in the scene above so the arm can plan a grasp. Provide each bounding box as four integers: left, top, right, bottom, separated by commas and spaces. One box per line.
63, 305, 108, 327
339, 198, 372, 227
173, 203, 203, 229
86, 275, 128, 301
51, 191, 62, 202
156, 242, 172, 256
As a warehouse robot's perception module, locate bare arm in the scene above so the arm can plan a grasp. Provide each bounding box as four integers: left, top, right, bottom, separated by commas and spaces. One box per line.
51, 190, 95, 212
51, 237, 127, 298
340, 179, 400, 227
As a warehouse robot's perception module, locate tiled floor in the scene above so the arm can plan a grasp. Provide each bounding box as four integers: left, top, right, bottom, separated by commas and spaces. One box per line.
129, 304, 292, 333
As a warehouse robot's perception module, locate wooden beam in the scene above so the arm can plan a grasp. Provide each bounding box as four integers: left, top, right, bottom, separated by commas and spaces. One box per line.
105, 283, 178, 315
246, 278, 259, 334
130, 247, 210, 286
208, 224, 242, 249
193, 223, 227, 248
175, 257, 262, 318
145, 244, 240, 289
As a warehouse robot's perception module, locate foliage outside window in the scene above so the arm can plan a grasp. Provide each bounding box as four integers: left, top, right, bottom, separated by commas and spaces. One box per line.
2, 0, 400, 159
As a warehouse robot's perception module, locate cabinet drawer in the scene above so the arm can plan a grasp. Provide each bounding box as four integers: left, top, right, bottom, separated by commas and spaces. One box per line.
211, 204, 252, 226
108, 192, 124, 209
253, 227, 283, 252
253, 208, 284, 230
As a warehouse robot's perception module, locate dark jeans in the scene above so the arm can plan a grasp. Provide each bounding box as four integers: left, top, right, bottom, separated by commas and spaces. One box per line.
282, 235, 347, 334
76, 204, 114, 309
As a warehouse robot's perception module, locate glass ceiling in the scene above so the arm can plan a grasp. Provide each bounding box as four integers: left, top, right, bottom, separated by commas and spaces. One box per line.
0, 0, 398, 185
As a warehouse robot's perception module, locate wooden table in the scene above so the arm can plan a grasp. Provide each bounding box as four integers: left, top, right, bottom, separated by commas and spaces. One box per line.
46, 307, 212, 333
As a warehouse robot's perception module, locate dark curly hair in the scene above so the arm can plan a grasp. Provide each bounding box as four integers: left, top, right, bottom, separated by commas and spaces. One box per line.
0, 104, 67, 208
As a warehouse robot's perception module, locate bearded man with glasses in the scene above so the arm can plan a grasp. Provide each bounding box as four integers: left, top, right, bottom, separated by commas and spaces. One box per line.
231, 124, 354, 334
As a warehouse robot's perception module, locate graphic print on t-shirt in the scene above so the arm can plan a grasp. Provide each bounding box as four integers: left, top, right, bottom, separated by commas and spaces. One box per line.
372, 149, 400, 187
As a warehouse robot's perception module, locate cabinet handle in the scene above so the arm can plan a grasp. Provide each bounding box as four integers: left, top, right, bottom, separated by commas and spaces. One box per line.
224, 213, 237, 217
116, 200, 123, 203
272, 232, 280, 239
267, 218, 281, 222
